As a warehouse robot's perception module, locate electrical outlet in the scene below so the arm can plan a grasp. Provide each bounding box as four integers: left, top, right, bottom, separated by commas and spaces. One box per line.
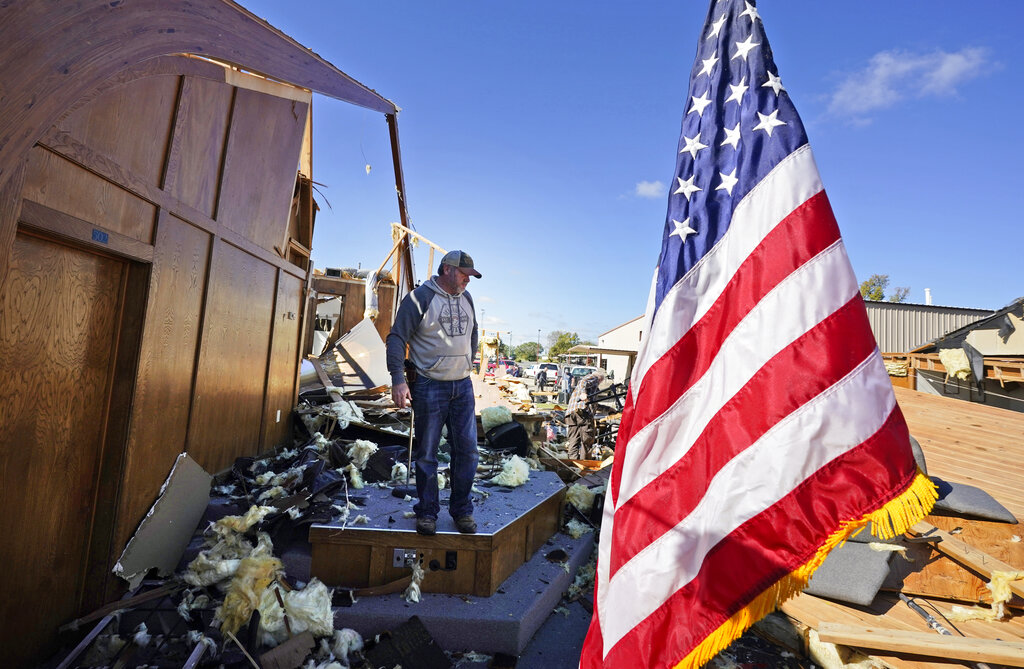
392, 548, 417, 568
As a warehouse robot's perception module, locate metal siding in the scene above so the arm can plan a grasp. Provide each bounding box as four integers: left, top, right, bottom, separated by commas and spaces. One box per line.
865, 302, 991, 353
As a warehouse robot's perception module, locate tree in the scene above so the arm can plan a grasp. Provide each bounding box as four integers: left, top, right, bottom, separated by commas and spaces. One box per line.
888, 286, 910, 303
549, 331, 582, 358
513, 341, 541, 361
859, 274, 910, 303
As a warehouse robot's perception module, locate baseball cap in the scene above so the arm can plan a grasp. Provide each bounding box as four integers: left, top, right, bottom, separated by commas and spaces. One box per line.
439, 250, 482, 278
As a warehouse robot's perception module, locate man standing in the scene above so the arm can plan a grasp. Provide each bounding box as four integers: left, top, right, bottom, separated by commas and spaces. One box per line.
386, 250, 482, 536
536, 367, 548, 393
563, 369, 605, 460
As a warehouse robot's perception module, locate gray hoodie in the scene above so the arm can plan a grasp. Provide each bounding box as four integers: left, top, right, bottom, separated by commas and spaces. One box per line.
386, 277, 479, 383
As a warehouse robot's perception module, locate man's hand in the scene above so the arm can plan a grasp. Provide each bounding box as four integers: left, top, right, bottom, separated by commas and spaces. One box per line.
392, 382, 412, 408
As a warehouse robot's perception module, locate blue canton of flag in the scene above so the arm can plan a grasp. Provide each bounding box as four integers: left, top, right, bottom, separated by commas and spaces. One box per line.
656, 0, 806, 312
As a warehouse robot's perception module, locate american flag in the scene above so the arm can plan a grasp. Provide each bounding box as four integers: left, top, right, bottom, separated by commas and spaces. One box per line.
580, 2, 935, 667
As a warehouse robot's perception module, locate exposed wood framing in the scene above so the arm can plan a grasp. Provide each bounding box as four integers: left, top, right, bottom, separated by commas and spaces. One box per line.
386, 113, 416, 299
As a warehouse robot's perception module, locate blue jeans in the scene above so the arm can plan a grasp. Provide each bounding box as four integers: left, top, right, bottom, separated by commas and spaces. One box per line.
411, 375, 478, 520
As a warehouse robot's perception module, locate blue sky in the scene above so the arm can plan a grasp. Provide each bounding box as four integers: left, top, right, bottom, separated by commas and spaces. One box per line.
238, 0, 1023, 346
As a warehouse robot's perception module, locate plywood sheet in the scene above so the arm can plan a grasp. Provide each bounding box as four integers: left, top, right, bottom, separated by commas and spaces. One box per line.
57, 74, 179, 186
217, 88, 308, 254
115, 214, 210, 555
23, 146, 157, 244
188, 240, 276, 472
164, 75, 234, 217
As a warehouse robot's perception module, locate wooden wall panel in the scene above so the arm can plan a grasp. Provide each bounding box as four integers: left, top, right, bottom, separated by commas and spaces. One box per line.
114, 214, 211, 555
217, 88, 308, 253
57, 75, 179, 187
188, 241, 277, 473
22, 146, 157, 244
164, 76, 234, 218
263, 271, 303, 448
0, 231, 126, 668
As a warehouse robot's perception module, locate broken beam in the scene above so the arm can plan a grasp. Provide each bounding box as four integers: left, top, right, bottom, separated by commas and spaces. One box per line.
815, 622, 1024, 667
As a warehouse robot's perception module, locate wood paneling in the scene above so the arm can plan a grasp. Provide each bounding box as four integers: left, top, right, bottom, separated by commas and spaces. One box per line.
114, 213, 211, 556
263, 271, 303, 448
0, 157, 27, 290
19, 199, 153, 262
0, 0, 395, 198
58, 75, 179, 187
38, 126, 306, 282
0, 230, 126, 668
217, 88, 308, 253
164, 76, 235, 217
22, 146, 157, 244
188, 240, 276, 472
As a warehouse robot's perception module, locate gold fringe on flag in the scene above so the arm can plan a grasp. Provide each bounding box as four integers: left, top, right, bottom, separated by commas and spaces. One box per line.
674, 470, 938, 669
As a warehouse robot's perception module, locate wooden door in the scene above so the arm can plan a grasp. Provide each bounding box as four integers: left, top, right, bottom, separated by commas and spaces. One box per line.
0, 230, 128, 667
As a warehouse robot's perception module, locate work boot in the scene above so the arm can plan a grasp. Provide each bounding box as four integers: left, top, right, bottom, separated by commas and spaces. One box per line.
416, 517, 436, 536
455, 515, 477, 534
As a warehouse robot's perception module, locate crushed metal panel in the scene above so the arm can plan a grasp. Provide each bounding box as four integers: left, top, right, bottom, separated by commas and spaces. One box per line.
315, 317, 390, 392
113, 453, 212, 589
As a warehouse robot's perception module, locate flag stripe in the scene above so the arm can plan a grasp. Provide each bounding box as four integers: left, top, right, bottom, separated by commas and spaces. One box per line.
608, 294, 874, 576
599, 407, 917, 668
600, 352, 897, 651
616, 189, 839, 460
614, 239, 859, 508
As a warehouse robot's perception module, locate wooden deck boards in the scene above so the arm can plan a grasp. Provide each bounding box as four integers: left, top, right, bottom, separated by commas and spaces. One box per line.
895, 386, 1024, 522
778, 388, 1024, 668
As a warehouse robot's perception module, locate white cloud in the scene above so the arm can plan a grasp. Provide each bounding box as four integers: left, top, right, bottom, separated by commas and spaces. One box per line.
827, 47, 990, 122
634, 180, 667, 199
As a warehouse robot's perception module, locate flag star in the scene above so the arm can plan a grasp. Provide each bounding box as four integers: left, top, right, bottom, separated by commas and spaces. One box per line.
688, 91, 712, 117
707, 14, 727, 39
732, 34, 760, 61
674, 175, 702, 201
716, 168, 739, 196
725, 77, 748, 105
680, 133, 708, 159
763, 70, 786, 96
698, 51, 719, 77
670, 218, 698, 243
753, 109, 787, 137
739, 1, 761, 25
721, 123, 741, 149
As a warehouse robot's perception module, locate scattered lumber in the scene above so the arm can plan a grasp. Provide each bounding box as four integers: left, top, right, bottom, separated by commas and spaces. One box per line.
816, 623, 1024, 667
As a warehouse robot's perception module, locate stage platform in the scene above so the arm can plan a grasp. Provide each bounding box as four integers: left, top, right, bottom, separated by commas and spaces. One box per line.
309, 470, 566, 597
331, 525, 594, 657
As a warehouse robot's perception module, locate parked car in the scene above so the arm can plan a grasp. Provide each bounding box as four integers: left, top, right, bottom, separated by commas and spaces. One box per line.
524, 364, 539, 378
569, 365, 601, 383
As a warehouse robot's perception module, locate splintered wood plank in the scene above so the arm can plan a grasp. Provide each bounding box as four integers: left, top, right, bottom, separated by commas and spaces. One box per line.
781, 593, 972, 669
815, 623, 1024, 667
894, 386, 1024, 522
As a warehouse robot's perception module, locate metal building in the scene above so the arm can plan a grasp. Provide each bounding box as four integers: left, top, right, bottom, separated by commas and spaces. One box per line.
864, 301, 992, 353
